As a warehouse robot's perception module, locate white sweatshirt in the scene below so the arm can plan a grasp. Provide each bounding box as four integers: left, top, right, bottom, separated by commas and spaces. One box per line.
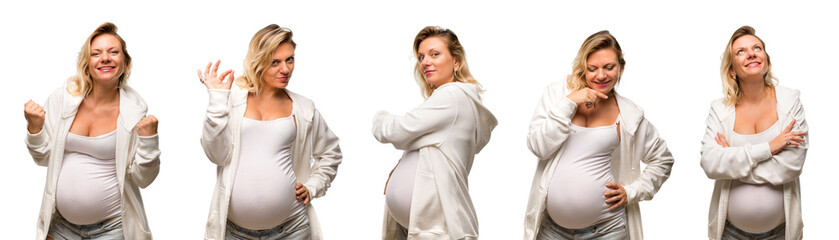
700, 86, 807, 240
523, 82, 674, 240
373, 82, 498, 240
26, 85, 160, 240
201, 85, 342, 240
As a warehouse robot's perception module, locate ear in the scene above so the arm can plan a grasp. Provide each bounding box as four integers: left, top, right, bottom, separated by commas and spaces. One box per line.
729, 68, 736, 80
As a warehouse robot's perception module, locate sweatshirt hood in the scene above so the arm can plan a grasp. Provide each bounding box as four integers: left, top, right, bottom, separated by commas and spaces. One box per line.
442, 82, 497, 153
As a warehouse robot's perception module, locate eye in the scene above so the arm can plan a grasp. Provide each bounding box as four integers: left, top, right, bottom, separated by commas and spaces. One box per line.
91, 52, 100, 57
418, 55, 424, 61
605, 65, 615, 71
754, 46, 763, 51
286, 57, 294, 64
587, 68, 596, 72
110, 51, 119, 55
736, 49, 744, 55
432, 52, 440, 57
271, 60, 280, 66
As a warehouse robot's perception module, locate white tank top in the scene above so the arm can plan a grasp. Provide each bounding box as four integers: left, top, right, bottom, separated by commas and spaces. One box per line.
56, 130, 122, 225
228, 116, 304, 230
546, 120, 623, 229
386, 150, 419, 228
727, 119, 785, 233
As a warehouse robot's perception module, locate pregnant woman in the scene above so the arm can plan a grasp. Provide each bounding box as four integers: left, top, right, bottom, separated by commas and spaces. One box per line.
700, 25, 808, 240
523, 30, 674, 240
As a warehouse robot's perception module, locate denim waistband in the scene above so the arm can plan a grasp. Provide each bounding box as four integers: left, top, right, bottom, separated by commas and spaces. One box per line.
725, 220, 785, 238
553, 212, 625, 234
53, 211, 122, 233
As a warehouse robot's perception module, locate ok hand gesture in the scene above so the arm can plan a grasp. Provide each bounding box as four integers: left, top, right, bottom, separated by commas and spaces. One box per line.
197, 60, 234, 90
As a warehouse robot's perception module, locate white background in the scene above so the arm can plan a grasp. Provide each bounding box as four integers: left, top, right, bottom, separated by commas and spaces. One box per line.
2, 1, 836, 239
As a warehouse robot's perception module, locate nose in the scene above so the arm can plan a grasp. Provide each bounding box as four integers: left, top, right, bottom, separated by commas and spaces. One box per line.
596, 69, 607, 80
746, 49, 757, 59
100, 53, 112, 63
421, 57, 432, 68
279, 62, 290, 75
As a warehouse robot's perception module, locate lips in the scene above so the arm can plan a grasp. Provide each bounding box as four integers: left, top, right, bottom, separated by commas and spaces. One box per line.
745, 61, 761, 68
98, 66, 116, 72
424, 70, 435, 76
592, 80, 611, 87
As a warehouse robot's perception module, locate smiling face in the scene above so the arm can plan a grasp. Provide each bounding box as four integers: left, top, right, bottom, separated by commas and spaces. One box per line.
417, 36, 458, 87
87, 34, 124, 84
729, 35, 767, 82
262, 42, 295, 90
584, 48, 620, 94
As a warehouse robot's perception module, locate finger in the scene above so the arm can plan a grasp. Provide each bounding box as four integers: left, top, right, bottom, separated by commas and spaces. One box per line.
219, 69, 233, 82
790, 131, 807, 136
594, 90, 609, 99
784, 119, 796, 133
197, 69, 204, 80
605, 195, 621, 204
605, 182, 619, 189
212, 60, 220, 78
715, 135, 722, 145
303, 196, 310, 205
228, 70, 235, 84
204, 62, 212, 79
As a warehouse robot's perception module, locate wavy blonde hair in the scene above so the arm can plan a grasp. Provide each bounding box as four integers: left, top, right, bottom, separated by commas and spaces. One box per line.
67, 22, 132, 96
413, 26, 482, 99
235, 24, 296, 95
720, 25, 777, 106
566, 30, 626, 92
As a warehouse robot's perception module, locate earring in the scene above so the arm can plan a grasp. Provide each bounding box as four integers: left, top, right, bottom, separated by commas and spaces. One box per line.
453, 69, 458, 81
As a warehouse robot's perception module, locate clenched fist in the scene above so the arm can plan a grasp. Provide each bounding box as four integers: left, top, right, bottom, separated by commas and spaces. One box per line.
136, 115, 159, 136
24, 100, 45, 134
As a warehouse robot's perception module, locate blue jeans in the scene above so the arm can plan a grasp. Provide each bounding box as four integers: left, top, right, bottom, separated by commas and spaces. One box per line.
225, 210, 310, 240
722, 221, 785, 240
395, 223, 408, 240
47, 211, 123, 240
538, 213, 627, 240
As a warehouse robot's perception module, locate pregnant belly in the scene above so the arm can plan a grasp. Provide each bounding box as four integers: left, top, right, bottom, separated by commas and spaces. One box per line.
727, 181, 785, 233
546, 172, 620, 229
228, 174, 301, 230
385, 150, 419, 228
55, 156, 121, 225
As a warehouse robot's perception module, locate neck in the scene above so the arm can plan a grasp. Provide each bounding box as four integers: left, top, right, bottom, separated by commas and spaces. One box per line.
739, 76, 769, 103
256, 86, 289, 101
87, 81, 120, 105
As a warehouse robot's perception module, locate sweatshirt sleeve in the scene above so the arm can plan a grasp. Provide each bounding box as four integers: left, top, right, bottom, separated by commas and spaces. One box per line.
740, 98, 808, 185
302, 109, 343, 199
700, 104, 774, 180
624, 119, 674, 204
372, 89, 457, 151
25, 91, 59, 167
128, 134, 161, 188
526, 83, 578, 160
201, 89, 234, 166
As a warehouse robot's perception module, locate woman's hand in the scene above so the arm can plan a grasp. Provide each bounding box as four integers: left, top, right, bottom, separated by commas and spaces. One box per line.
769, 119, 806, 154
136, 115, 159, 137
605, 182, 627, 210
197, 60, 234, 90
715, 132, 730, 148
566, 88, 608, 109
295, 183, 310, 205
24, 100, 45, 134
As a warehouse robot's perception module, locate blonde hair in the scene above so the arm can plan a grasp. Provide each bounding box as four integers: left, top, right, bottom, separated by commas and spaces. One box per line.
720, 25, 777, 106
235, 24, 296, 95
413, 26, 482, 99
67, 22, 132, 96
567, 30, 626, 92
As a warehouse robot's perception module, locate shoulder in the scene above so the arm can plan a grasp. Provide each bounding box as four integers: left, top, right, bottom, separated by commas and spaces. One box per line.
120, 85, 149, 112
774, 85, 801, 103
285, 89, 318, 120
